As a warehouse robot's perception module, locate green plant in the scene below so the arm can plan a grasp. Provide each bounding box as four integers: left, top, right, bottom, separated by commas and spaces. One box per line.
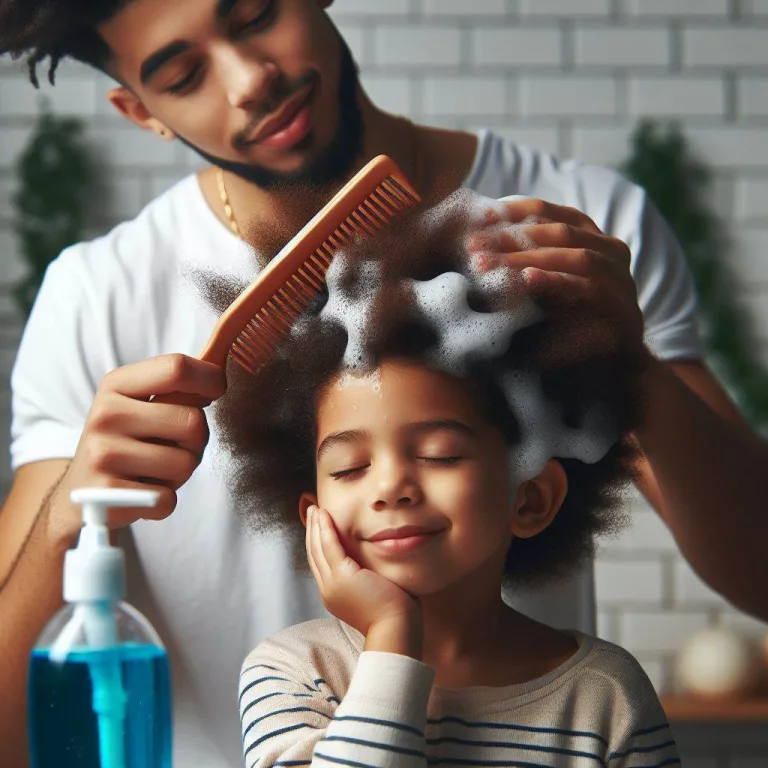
12, 100, 94, 316
622, 120, 768, 430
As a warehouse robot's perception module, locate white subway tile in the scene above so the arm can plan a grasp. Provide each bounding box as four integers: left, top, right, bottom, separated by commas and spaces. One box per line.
686, 127, 768, 169
629, 76, 725, 117
599, 507, 680, 555
718, 610, 768, 640
575, 27, 671, 67
361, 74, 413, 115
673, 559, 729, 607
570, 125, 636, 167
89, 127, 178, 168
0, 228, 27, 286
740, 292, 768, 340
519, 0, 610, 16
727, 228, 768, 287
92, 177, 145, 222
735, 178, 768, 221
521, 76, 617, 116
597, 610, 619, 642
684, 28, 768, 67
633, 656, 666, 693
335, 24, 368, 67
375, 26, 462, 67
625, 0, 729, 16
421, 0, 507, 16
0, 76, 97, 117
0, 177, 16, 214
471, 27, 562, 67
330, 0, 410, 15
738, 77, 768, 117
738, 0, 768, 16
424, 76, 508, 116
619, 610, 710, 653
595, 559, 664, 603
0, 126, 33, 169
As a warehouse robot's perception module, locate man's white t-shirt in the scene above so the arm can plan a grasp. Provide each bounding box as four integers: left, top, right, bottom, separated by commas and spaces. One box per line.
10, 130, 704, 768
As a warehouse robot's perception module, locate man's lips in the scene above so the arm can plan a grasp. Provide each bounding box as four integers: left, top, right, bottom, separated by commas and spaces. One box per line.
244, 83, 315, 146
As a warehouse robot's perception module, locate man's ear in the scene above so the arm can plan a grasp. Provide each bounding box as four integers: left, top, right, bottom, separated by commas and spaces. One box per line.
510, 460, 567, 539
299, 492, 319, 528
108, 86, 175, 140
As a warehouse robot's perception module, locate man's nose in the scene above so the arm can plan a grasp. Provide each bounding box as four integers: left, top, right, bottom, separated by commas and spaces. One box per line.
218, 46, 279, 110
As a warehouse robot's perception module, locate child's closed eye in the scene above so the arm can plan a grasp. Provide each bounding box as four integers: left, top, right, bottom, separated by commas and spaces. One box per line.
329, 465, 370, 480
420, 456, 463, 466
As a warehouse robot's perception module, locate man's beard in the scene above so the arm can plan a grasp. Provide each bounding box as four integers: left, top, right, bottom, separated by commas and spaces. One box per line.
175, 34, 364, 190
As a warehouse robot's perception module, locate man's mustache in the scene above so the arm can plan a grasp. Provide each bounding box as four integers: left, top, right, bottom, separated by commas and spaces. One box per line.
232, 70, 320, 151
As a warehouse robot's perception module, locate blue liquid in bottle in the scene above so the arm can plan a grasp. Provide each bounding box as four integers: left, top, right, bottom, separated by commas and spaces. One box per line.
29, 643, 171, 768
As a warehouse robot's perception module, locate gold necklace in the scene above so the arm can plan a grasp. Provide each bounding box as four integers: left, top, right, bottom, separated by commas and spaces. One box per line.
217, 167, 240, 237
217, 123, 423, 238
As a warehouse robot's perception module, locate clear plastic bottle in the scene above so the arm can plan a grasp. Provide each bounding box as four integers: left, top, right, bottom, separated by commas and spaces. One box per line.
28, 488, 172, 768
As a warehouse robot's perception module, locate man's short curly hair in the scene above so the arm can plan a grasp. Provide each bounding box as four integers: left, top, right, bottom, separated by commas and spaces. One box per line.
0, 0, 124, 86
211, 194, 644, 590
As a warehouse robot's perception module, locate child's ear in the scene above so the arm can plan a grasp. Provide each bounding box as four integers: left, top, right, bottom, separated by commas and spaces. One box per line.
298, 492, 319, 528
510, 460, 567, 539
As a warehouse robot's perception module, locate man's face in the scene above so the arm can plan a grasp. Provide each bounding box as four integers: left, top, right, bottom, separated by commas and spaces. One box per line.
100, 0, 363, 187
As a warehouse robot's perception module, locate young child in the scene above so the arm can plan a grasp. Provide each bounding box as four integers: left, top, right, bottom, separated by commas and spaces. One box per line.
213, 193, 680, 767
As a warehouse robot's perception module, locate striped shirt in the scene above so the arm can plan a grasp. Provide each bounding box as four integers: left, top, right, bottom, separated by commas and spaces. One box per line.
239, 619, 679, 768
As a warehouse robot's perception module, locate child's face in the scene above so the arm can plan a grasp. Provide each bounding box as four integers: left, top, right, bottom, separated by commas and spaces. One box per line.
311, 359, 519, 596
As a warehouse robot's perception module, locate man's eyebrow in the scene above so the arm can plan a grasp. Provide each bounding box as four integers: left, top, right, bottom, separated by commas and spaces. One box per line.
140, 41, 191, 86
409, 419, 478, 439
316, 429, 371, 462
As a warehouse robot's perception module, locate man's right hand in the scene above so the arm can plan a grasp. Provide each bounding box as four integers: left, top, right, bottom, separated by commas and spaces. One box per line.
51, 353, 226, 537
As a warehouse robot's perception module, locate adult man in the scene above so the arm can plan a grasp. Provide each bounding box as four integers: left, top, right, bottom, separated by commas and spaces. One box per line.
1, 1, 766, 766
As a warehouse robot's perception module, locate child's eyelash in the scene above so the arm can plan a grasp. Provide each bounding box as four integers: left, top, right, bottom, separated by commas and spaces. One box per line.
421, 456, 462, 465
329, 466, 368, 480
329, 457, 462, 480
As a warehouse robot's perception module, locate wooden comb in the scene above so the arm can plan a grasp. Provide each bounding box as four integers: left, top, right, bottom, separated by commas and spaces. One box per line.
157, 155, 420, 405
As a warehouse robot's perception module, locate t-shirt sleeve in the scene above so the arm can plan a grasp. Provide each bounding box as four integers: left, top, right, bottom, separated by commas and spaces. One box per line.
239, 648, 434, 768
10, 249, 107, 469
628, 191, 706, 363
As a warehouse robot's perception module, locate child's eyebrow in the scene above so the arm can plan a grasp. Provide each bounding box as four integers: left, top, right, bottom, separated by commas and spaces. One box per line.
408, 419, 478, 439
316, 429, 372, 462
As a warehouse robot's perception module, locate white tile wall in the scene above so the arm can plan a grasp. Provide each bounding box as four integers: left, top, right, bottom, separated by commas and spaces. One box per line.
1, 7, 767, 754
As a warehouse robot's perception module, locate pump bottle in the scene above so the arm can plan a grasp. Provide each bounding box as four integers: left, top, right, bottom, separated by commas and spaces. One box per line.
28, 488, 172, 768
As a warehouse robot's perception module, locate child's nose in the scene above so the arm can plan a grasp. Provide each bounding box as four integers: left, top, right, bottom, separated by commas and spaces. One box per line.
371, 462, 422, 511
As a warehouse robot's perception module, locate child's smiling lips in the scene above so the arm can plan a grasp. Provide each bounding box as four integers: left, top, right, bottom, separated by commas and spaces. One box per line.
366, 525, 445, 554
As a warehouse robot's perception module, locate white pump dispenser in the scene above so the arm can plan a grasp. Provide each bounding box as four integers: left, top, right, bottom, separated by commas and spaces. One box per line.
64, 488, 158, 606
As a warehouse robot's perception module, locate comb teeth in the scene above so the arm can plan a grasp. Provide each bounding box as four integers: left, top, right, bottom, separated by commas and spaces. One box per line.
230, 174, 419, 373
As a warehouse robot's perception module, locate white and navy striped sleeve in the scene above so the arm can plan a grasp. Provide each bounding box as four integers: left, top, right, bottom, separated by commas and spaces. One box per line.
606, 695, 680, 767
239, 649, 434, 768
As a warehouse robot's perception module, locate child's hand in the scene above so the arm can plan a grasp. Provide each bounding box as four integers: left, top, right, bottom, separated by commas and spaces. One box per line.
306, 506, 422, 657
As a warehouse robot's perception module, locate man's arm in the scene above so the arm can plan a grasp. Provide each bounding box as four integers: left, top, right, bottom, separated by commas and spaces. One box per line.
632, 358, 768, 620
0, 460, 73, 768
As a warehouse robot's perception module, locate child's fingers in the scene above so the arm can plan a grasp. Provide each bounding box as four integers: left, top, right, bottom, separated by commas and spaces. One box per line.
317, 509, 349, 570
309, 508, 332, 582
305, 509, 324, 585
